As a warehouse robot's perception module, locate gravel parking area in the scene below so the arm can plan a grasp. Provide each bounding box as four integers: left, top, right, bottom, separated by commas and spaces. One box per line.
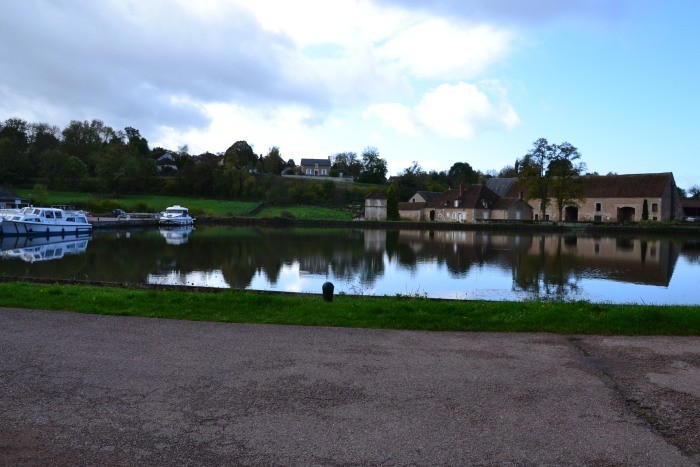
1, 308, 698, 465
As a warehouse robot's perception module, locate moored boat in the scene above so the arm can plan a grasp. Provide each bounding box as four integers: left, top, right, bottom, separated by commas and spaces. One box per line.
1, 206, 92, 237
159, 205, 194, 226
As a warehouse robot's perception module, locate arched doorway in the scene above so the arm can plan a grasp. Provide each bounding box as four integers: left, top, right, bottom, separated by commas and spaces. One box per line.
429, 210, 435, 221
564, 206, 579, 222
617, 206, 635, 223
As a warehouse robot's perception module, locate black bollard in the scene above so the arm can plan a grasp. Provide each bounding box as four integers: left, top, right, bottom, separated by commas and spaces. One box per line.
322, 281, 334, 302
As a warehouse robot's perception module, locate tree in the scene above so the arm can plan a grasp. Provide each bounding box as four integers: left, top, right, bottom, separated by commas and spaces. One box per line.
358, 147, 387, 184
688, 185, 700, 199
386, 186, 399, 220
448, 162, 478, 186
497, 164, 518, 178
224, 140, 257, 169
393, 161, 426, 200
125, 126, 149, 157
548, 142, 586, 221
517, 138, 554, 220
332, 152, 362, 178
0, 118, 32, 183
61, 120, 108, 174
642, 199, 649, 221
262, 146, 285, 174
517, 138, 586, 221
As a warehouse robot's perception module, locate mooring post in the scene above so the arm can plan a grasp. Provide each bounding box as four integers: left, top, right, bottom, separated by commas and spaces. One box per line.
322, 282, 334, 302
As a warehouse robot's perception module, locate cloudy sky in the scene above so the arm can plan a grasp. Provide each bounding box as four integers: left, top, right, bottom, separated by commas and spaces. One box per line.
1, 0, 698, 188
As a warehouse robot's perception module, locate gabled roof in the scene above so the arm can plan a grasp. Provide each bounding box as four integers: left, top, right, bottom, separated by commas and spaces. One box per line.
300, 158, 331, 167
428, 184, 500, 209
583, 173, 674, 198
412, 191, 443, 202
492, 197, 531, 211
485, 173, 676, 199
366, 189, 387, 200
485, 178, 518, 198
398, 201, 426, 211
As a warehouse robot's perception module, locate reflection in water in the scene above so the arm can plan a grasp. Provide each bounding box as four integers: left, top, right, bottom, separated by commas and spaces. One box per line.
159, 226, 194, 245
1, 234, 91, 263
1, 226, 698, 304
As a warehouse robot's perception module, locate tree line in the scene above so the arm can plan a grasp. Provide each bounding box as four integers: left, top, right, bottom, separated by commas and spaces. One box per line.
2, 117, 697, 212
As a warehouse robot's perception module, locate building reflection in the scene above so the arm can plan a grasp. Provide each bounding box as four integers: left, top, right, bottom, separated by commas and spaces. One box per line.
0, 226, 687, 299
393, 230, 679, 299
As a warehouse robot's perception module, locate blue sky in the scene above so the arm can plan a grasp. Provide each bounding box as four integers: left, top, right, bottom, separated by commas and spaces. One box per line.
1, 0, 698, 189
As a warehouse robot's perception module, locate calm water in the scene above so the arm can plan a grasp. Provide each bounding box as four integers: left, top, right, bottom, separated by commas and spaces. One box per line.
2, 226, 700, 304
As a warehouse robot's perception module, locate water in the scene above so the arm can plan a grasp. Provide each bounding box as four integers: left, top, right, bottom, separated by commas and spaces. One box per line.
2, 226, 699, 304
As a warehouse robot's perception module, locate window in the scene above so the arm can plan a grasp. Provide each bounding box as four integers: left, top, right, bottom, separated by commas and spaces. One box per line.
305, 168, 311, 175
652, 203, 658, 212
595, 202, 602, 212
321, 169, 327, 175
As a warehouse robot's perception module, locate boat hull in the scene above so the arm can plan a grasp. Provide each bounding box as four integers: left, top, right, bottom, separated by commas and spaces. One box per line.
159, 217, 194, 226
1, 220, 93, 237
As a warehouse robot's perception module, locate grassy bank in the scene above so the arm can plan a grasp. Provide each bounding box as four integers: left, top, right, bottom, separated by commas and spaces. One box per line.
0, 282, 698, 335
15, 189, 258, 217
257, 206, 356, 220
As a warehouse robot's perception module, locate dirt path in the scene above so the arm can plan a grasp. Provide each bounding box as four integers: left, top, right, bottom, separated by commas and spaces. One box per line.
1, 307, 698, 465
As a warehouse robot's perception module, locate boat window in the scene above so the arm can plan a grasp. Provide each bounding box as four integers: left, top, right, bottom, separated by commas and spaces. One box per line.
45, 211, 54, 218
55, 211, 62, 219
67, 217, 75, 222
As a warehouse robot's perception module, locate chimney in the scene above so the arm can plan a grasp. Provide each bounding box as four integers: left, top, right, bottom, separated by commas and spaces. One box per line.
459, 182, 464, 197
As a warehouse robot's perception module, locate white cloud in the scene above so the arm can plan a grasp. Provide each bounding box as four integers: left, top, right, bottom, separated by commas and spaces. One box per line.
377, 21, 512, 80
366, 82, 519, 139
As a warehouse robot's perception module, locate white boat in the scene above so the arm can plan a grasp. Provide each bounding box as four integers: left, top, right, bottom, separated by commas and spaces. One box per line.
1, 207, 92, 237
159, 205, 194, 226
1, 233, 91, 263
0, 208, 22, 220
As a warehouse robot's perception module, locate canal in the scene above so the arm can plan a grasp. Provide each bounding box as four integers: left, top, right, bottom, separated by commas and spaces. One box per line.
1, 226, 699, 304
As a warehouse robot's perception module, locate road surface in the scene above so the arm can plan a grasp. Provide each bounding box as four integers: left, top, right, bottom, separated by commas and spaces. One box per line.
1, 307, 699, 465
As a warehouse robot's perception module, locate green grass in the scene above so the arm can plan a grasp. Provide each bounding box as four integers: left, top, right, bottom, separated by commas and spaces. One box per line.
15, 189, 258, 217
257, 206, 356, 220
0, 282, 698, 335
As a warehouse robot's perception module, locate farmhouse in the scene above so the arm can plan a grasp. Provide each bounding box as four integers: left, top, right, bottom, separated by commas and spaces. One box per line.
299, 158, 332, 176
399, 183, 532, 222
397, 172, 683, 224
524, 172, 683, 222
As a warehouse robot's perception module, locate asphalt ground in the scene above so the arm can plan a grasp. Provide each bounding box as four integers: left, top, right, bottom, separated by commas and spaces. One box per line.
1, 307, 699, 466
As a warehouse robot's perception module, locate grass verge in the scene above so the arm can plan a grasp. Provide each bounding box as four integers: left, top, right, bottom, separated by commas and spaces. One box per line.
256, 206, 356, 220
0, 282, 698, 335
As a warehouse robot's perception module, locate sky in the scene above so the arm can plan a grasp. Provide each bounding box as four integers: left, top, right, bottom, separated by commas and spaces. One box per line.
1, 0, 698, 189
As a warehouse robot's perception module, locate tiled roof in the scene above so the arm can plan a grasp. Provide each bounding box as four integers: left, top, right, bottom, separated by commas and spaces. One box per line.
583, 173, 674, 198
398, 202, 427, 211
492, 198, 529, 210
413, 191, 443, 202
366, 189, 387, 199
485, 173, 675, 199
300, 158, 331, 167
681, 199, 700, 208
485, 178, 518, 198
428, 185, 500, 209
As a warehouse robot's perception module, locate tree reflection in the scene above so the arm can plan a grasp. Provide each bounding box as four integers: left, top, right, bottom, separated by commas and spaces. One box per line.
0, 226, 685, 298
